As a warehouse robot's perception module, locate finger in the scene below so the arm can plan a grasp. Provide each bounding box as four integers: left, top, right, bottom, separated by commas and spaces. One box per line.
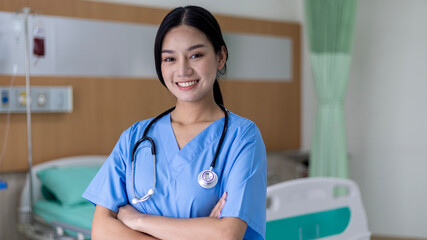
209, 201, 221, 217
216, 193, 227, 218
217, 198, 225, 218
209, 193, 227, 217
222, 192, 227, 201
222, 192, 227, 199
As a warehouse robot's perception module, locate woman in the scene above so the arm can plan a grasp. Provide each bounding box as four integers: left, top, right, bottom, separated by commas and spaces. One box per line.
83, 5, 267, 240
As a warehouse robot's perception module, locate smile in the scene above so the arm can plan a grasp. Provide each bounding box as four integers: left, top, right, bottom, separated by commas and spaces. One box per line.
177, 80, 199, 87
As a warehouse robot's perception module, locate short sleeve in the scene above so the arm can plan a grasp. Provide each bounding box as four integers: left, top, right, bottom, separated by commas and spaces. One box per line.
82, 129, 130, 213
220, 123, 267, 240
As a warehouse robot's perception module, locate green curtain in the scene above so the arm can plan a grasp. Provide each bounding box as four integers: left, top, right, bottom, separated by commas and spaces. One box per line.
305, 0, 358, 178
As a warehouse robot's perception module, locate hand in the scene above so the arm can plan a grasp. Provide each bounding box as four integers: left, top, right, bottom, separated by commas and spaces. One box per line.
209, 192, 227, 218
117, 204, 144, 231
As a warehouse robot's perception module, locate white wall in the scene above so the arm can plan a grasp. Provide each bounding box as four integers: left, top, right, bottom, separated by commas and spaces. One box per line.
93, 0, 427, 238
346, 0, 427, 238
302, 0, 427, 238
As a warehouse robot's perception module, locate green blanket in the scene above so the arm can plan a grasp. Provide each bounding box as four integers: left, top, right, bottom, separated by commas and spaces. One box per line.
34, 200, 95, 238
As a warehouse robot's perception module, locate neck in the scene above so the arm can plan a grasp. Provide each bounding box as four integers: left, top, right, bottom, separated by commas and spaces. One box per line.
171, 100, 223, 125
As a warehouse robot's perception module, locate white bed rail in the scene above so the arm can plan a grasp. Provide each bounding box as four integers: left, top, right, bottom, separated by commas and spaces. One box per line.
18, 155, 108, 240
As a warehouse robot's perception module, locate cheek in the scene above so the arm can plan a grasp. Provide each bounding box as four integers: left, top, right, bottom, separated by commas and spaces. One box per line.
160, 64, 167, 78
160, 66, 173, 88
200, 60, 219, 77
161, 65, 172, 81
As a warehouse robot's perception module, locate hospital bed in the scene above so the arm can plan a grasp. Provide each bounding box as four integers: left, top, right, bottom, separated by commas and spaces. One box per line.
19, 155, 370, 240
266, 177, 371, 240
18, 155, 107, 240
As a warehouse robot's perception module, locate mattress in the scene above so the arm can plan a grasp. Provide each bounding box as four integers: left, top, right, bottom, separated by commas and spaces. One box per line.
34, 200, 95, 238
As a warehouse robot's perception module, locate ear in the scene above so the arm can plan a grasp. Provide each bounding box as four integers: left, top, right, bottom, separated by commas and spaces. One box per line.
217, 46, 227, 70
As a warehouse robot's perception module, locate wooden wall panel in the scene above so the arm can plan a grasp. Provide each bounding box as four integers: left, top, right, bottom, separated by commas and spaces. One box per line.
0, 0, 300, 37
0, 0, 168, 25
0, 0, 300, 172
223, 80, 300, 150
0, 76, 175, 172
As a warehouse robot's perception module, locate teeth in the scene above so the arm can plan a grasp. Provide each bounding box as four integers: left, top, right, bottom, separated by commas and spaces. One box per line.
177, 80, 198, 87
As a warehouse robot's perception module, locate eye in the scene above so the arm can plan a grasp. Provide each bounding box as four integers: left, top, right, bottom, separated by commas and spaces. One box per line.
190, 53, 203, 59
163, 57, 175, 62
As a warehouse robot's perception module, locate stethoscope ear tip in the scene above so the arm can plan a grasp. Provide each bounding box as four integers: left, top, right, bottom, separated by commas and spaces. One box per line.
131, 198, 138, 204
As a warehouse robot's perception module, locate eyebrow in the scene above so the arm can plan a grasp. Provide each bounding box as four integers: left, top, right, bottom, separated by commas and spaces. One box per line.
188, 44, 206, 51
161, 44, 206, 54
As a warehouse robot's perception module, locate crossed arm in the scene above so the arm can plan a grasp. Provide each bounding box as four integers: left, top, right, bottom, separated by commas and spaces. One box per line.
91, 193, 248, 240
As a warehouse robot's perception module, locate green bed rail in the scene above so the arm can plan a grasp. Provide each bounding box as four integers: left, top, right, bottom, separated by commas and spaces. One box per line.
266, 207, 351, 240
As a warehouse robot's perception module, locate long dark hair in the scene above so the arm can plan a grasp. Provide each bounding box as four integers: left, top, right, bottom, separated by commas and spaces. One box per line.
154, 5, 228, 105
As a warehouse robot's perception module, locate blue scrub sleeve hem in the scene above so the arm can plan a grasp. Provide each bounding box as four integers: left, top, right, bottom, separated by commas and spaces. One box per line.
82, 191, 122, 213
220, 209, 265, 240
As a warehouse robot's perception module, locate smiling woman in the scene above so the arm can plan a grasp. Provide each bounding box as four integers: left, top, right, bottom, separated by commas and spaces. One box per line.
160, 25, 226, 110
83, 5, 267, 240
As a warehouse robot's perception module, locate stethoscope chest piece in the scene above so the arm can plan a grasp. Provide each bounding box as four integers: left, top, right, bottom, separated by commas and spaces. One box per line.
198, 168, 218, 189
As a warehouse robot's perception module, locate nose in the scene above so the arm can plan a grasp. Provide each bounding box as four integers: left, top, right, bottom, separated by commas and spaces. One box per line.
178, 59, 193, 77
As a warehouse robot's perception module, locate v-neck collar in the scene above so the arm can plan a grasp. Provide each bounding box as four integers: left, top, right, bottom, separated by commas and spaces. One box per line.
156, 113, 225, 175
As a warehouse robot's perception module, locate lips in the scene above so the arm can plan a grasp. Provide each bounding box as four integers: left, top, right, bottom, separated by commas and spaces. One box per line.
177, 80, 199, 87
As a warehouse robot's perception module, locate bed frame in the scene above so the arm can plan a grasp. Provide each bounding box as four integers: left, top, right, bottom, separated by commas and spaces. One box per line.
18, 155, 107, 240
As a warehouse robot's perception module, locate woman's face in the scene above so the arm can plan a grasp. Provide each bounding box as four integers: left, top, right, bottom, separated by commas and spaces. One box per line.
161, 25, 226, 104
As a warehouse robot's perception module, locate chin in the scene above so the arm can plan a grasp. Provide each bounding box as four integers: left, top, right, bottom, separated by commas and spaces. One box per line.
176, 96, 205, 104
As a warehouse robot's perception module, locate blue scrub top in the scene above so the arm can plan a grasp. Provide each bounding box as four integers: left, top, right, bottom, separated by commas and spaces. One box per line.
83, 111, 267, 239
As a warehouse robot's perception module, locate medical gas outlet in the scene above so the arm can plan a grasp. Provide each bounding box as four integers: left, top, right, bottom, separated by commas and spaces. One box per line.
0, 86, 73, 113
1, 90, 9, 106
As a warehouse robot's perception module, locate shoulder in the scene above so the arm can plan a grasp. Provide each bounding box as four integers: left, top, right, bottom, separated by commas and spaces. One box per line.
127, 118, 154, 134
223, 112, 266, 166
118, 117, 156, 143
227, 112, 262, 141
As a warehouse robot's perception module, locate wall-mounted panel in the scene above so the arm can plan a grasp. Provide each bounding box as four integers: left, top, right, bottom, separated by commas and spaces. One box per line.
0, 12, 158, 77
0, 11, 292, 81
224, 33, 292, 81
0, 86, 73, 113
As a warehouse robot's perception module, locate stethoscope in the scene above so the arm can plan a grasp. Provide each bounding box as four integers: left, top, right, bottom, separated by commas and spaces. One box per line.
131, 105, 229, 204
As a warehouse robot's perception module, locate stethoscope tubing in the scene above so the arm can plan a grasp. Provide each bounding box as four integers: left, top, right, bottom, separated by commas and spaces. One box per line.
211, 105, 228, 168
131, 105, 228, 203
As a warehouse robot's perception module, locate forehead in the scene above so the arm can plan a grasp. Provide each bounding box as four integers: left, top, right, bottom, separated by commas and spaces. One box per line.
162, 25, 212, 49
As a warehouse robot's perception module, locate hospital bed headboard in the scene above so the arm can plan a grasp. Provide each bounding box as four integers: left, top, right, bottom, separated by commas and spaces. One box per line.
0, 1, 300, 172
18, 155, 107, 226
266, 177, 371, 240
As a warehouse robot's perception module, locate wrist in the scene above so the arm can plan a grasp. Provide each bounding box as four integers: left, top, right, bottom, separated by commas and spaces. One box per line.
135, 213, 149, 232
